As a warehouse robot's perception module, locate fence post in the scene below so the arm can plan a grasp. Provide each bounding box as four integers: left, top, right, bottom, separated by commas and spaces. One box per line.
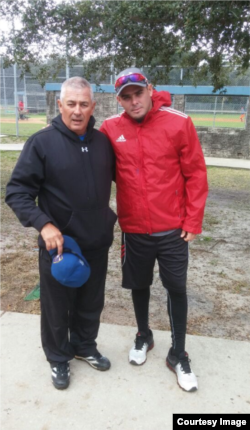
2, 67, 7, 110
23, 75, 27, 109
13, 64, 19, 137
245, 97, 250, 130
213, 96, 217, 128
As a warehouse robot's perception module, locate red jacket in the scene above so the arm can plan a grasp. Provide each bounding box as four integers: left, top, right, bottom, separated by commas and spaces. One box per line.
100, 90, 208, 234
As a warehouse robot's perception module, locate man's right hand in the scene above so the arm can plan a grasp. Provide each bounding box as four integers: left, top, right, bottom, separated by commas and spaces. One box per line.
40, 223, 64, 255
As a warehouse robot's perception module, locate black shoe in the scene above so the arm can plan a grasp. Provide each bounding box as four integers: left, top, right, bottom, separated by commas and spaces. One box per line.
129, 329, 154, 365
51, 362, 70, 390
75, 351, 111, 371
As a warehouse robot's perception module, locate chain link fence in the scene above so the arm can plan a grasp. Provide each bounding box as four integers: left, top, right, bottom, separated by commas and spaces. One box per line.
185, 95, 249, 129
0, 64, 48, 138
1, 63, 249, 137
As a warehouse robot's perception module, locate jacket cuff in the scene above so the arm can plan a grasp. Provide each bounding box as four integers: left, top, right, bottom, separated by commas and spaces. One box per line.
182, 223, 202, 235
33, 213, 53, 232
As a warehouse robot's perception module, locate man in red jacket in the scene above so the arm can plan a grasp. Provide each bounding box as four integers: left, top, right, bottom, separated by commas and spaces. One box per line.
100, 67, 208, 392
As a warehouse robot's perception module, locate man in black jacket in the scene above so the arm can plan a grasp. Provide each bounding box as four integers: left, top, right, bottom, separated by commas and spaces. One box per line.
6, 77, 117, 390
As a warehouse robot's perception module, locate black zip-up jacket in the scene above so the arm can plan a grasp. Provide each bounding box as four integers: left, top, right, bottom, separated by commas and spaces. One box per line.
5, 115, 117, 252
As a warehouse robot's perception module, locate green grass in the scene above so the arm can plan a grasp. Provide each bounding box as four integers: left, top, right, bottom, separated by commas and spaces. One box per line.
188, 112, 246, 128
0, 151, 20, 171
0, 152, 20, 199
0, 113, 47, 137
207, 167, 250, 191
1, 113, 16, 118
1, 111, 46, 119
0, 122, 45, 137
0, 135, 27, 144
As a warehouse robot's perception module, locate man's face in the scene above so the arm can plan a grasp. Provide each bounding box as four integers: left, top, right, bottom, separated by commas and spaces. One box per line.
57, 87, 96, 135
117, 84, 153, 121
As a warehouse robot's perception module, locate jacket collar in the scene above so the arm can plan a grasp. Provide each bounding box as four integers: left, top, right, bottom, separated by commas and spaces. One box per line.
52, 115, 96, 143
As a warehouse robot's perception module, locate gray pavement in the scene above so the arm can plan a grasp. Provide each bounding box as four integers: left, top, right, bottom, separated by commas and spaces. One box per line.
1, 143, 250, 169
205, 157, 250, 169
1, 312, 250, 430
0, 143, 25, 151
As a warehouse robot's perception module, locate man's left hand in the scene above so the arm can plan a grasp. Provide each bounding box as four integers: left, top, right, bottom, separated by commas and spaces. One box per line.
180, 230, 196, 242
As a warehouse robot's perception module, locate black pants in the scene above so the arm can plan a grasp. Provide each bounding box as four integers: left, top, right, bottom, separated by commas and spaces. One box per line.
122, 230, 188, 355
39, 248, 108, 363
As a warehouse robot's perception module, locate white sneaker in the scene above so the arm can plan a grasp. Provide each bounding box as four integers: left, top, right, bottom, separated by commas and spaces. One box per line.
129, 330, 154, 365
166, 349, 198, 392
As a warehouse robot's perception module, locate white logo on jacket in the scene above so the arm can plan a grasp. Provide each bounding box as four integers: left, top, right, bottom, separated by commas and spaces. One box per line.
81, 147, 88, 152
116, 135, 126, 142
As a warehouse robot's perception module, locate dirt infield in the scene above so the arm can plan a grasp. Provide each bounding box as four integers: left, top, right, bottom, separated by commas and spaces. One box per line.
0, 118, 46, 124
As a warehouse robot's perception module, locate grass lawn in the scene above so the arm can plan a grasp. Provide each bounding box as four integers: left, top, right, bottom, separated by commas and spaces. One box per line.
0, 113, 47, 138
207, 166, 250, 191
188, 113, 246, 128
0, 152, 20, 202
1, 112, 46, 120
0, 122, 46, 137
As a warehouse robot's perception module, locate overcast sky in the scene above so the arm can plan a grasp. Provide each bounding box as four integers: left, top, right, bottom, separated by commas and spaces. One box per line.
0, 0, 73, 34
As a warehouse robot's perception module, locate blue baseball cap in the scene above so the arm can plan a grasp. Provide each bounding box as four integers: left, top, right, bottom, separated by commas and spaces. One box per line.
49, 235, 91, 288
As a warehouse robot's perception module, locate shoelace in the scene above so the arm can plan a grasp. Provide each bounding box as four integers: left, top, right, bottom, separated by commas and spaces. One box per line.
55, 363, 68, 374
135, 335, 147, 350
84, 351, 102, 360
94, 352, 102, 359
179, 355, 192, 374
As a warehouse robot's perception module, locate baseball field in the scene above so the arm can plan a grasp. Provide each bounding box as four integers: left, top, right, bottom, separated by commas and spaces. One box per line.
0, 111, 47, 138
189, 112, 246, 128
0, 110, 246, 139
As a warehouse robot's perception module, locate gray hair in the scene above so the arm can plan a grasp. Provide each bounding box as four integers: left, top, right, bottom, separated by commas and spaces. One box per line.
60, 77, 94, 101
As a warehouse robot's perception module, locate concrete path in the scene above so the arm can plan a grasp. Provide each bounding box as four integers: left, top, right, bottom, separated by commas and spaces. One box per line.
0, 143, 25, 151
1, 143, 250, 169
205, 157, 250, 169
1, 312, 250, 430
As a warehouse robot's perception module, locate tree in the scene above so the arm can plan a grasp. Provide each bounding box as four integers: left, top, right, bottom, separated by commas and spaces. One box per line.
0, 0, 249, 90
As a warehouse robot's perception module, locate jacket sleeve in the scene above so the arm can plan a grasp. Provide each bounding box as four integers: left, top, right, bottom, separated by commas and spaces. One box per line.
100, 122, 116, 183
99, 121, 108, 137
5, 137, 52, 232
178, 117, 208, 234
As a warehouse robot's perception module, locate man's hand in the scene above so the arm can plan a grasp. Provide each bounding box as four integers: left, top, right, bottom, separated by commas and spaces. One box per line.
180, 230, 196, 242
41, 223, 64, 255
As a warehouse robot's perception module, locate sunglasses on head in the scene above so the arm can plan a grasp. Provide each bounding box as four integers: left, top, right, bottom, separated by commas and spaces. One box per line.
115, 73, 148, 90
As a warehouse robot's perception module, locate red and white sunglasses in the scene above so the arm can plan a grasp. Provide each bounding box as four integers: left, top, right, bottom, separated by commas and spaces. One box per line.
115, 73, 148, 91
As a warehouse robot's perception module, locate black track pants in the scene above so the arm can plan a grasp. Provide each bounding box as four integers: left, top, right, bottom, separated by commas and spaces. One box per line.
39, 248, 108, 363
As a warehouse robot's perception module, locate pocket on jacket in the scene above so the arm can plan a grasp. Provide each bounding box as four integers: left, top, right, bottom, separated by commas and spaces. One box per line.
62, 206, 117, 251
